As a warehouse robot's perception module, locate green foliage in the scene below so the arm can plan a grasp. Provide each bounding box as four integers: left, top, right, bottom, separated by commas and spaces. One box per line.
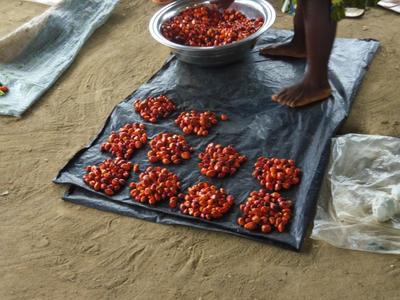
331, 0, 346, 21
287, 0, 379, 22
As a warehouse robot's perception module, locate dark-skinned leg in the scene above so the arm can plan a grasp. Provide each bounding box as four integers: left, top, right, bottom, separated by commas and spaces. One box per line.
260, 0, 306, 58
272, 0, 336, 108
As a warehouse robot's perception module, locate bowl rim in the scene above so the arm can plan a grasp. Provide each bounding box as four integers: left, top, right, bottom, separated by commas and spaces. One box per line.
149, 0, 276, 52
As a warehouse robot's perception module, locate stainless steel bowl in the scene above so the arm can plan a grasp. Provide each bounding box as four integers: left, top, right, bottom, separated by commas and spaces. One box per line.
149, 0, 276, 66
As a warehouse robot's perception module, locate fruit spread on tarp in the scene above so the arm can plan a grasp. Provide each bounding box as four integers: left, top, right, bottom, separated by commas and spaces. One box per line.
54, 29, 379, 251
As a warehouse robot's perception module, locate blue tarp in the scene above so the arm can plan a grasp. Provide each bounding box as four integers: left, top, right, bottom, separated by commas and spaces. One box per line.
0, 0, 118, 117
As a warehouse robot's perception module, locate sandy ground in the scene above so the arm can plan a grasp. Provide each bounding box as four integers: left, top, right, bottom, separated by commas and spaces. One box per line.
0, 0, 399, 299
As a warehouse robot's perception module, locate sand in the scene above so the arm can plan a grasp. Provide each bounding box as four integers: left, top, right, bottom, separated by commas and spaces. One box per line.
0, 0, 399, 299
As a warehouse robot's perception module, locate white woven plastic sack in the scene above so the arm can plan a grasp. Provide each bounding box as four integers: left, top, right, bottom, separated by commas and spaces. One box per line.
311, 134, 400, 254
0, 0, 118, 117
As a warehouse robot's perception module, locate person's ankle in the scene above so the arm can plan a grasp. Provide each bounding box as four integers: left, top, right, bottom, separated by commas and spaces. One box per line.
303, 73, 330, 89
289, 36, 306, 49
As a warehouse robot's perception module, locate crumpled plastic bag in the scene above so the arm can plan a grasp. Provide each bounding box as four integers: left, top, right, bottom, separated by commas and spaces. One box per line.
0, 0, 118, 117
311, 134, 400, 254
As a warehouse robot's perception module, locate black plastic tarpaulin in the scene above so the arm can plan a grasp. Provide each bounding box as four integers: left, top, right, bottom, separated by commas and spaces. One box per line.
54, 30, 379, 251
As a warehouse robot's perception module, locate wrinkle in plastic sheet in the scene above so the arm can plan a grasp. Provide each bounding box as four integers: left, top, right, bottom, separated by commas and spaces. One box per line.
54, 30, 379, 250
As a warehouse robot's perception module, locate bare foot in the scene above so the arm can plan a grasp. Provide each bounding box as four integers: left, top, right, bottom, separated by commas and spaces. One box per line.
260, 42, 307, 59
272, 80, 332, 108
